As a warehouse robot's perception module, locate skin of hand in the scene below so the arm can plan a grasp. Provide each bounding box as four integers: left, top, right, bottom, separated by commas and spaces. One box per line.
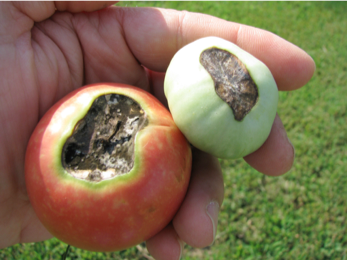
0, 1, 315, 260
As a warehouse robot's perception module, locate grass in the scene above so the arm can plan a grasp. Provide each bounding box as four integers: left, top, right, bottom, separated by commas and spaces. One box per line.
2, 1, 347, 259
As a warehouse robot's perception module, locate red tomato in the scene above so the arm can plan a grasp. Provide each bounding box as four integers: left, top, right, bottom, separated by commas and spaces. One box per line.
25, 83, 192, 252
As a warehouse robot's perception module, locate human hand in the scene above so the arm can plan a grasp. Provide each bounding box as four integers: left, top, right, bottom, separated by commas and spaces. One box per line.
0, 2, 315, 259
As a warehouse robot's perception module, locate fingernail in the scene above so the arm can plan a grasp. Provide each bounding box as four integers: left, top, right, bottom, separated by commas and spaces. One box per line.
177, 238, 185, 260
206, 200, 219, 245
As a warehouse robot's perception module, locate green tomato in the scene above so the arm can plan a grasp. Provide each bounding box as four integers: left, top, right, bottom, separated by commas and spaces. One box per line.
164, 36, 278, 159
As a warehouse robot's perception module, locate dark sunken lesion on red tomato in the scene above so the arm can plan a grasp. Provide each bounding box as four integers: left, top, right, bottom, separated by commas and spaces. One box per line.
200, 47, 259, 121
62, 94, 148, 182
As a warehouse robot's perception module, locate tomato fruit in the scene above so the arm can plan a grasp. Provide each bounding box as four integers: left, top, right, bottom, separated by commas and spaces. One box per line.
25, 83, 192, 252
164, 36, 278, 159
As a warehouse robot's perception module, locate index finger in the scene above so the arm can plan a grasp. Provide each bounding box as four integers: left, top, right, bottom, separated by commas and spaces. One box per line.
117, 7, 315, 91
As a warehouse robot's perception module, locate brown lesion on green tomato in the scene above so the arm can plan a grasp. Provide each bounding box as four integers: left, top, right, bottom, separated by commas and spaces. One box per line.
62, 94, 148, 182
200, 47, 259, 121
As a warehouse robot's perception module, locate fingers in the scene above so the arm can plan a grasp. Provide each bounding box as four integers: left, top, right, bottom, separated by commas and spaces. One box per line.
172, 150, 224, 248
146, 225, 183, 260
139, 7, 298, 176
244, 114, 295, 176
147, 69, 294, 176
11, 2, 116, 23
54, 1, 117, 14
146, 118, 293, 258
146, 150, 223, 259
116, 7, 315, 91
229, 24, 316, 91
18, 206, 53, 244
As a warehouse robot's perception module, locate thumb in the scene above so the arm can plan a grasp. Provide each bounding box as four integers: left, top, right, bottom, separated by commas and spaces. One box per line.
12, 1, 117, 22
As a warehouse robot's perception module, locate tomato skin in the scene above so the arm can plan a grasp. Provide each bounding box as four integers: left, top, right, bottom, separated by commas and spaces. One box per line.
25, 83, 192, 252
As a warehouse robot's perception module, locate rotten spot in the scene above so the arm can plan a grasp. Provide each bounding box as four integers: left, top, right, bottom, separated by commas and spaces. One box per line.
200, 47, 258, 121
62, 94, 147, 182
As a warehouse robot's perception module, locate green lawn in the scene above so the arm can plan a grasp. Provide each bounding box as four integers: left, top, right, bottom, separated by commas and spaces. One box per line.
2, 1, 347, 259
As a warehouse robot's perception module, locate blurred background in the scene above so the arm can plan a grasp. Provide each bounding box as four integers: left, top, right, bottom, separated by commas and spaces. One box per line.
2, 1, 346, 259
